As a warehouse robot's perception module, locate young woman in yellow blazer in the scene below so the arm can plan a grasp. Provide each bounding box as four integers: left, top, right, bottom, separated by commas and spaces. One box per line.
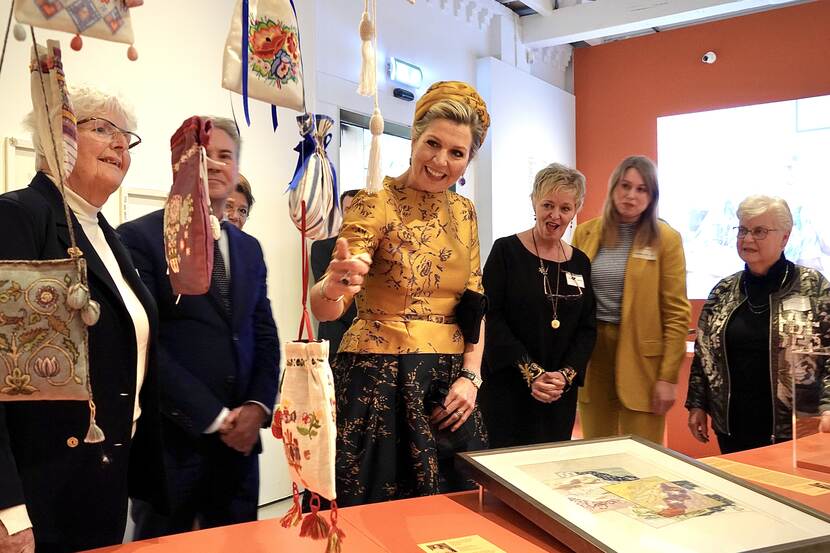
571, 156, 690, 443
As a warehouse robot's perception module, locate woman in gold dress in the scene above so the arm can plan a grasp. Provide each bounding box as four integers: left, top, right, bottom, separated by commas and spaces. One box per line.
310, 81, 489, 506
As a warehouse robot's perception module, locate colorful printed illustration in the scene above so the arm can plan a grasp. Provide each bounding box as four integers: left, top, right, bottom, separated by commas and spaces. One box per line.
519, 458, 744, 528
546, 469, 638, 513
248, 16, 300, 89
603, 476, 726, 518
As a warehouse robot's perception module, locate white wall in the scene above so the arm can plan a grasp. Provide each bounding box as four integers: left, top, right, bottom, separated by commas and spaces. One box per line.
476, 56, 576, 260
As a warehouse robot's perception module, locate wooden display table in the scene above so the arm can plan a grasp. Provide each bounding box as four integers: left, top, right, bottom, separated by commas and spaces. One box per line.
87, 438, 830, 553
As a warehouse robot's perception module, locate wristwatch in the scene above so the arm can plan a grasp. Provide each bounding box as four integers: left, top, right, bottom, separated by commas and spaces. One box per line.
459, 369, 482, 389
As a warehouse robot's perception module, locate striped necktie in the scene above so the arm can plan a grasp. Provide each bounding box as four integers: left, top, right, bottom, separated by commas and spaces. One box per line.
212, 227, 230, 313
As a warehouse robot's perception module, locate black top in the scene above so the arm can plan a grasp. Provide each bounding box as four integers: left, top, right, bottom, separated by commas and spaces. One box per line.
725, 254, 794, 440
310, 237, 357, 361
479, 235, 597, 447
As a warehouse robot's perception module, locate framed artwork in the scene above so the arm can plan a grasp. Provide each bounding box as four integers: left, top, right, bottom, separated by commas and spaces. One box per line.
458, 436, 830, 553
121, 187, 167, 223
3, 137, 37, 193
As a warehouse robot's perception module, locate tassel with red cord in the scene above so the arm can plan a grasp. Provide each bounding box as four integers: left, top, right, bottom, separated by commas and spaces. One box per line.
299, 493, 330, 540
279, 483, 303, 528
325, 500, 346, 553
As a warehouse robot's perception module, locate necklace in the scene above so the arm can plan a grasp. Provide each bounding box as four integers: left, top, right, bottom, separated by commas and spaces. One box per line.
743, 264, 789, 315
532, 229, 567, 329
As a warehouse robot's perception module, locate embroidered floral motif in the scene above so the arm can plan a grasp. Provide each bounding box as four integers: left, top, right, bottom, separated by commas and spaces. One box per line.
0, 268, 86, 397
248, 17, 300, 89
163, 193, 194, 274
34, 285, 59, 309
297, 411, 321, 439
32, 356, 60, 378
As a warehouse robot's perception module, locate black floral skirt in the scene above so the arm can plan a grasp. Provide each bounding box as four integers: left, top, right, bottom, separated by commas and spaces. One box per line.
333, 352, 488, 507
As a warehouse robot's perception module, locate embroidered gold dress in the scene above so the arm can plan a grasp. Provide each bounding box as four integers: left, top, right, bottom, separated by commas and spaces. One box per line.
331, 177, 487, 506
338, 177, 483, 354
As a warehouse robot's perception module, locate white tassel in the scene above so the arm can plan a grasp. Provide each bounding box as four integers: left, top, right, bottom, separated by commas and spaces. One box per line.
210, 214, 221, 240
366, 108, 384, 193
357, 11, 376, 97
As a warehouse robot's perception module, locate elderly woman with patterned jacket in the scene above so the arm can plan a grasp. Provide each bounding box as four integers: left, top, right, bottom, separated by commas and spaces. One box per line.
687, 195, 830, 453
310, 81, 489, 507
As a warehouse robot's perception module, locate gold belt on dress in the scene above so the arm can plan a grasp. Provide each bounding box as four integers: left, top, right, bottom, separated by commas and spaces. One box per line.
358, 313, 457, 324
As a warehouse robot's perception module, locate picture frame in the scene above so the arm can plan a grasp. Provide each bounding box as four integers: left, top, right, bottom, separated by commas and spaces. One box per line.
3, 137, 37, 193
458, 436, 830, 553
121, 187, 167, 223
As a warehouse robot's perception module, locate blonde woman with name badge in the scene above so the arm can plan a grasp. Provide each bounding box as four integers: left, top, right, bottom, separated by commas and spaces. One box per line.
572, 156, 691, 443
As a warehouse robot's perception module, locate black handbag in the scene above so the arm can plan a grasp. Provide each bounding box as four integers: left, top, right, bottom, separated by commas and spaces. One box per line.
455, 289, 488, 344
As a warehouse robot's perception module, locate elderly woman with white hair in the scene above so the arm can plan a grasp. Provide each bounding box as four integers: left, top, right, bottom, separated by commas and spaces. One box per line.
687, 195, 830, 454
0, 86, 166, 551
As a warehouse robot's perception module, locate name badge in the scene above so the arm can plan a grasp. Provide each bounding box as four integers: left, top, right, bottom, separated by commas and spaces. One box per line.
565, 271, 585, 288
782, 295, 811, 312
632, 247, 657, 260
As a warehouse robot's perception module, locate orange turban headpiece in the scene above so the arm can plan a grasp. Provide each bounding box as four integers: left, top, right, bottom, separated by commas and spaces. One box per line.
413, 81, 490, 144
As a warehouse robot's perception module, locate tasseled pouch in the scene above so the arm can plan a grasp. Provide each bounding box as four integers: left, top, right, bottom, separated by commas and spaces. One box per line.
14, 0, 139, 60
287, 114, 340, 240
164, 116, 216, 296
1, 39, 104, 444
221, 0, 306, 128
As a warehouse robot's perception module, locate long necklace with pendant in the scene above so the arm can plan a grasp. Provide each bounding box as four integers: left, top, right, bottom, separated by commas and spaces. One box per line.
532, 229, 566, 330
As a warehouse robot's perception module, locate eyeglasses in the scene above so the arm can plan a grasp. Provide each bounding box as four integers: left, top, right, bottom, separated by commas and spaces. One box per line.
225, 204, 250, 219
77, 117, 142, 149
543, 276, 583, 301
735, 226, 779, 240
545, 289, 584, 302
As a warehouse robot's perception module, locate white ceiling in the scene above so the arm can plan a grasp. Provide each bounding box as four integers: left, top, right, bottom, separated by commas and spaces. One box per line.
491, 0, 813, 48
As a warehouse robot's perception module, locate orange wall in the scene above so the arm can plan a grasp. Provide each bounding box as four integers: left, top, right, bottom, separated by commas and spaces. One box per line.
573, 1, 830, 456
574, 0, 830, 219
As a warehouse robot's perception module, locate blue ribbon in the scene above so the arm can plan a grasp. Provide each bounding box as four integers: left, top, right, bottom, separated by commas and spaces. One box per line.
287, 132, 316, 192
241, 0, 250, 127
287, 115, 338, 198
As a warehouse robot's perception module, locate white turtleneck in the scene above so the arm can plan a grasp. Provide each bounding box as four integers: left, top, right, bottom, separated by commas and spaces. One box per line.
61, 183, 149, 434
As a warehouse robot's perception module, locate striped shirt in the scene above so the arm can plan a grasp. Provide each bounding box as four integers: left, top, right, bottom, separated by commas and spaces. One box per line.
592, 223, 636, 324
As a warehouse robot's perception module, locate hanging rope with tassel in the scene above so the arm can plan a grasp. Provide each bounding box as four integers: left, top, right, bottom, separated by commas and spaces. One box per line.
357, 0, 384, 193
357, 0, 375, 97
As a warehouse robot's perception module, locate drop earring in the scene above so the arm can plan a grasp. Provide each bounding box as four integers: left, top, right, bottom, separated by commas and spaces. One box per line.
458, 176, 466, 186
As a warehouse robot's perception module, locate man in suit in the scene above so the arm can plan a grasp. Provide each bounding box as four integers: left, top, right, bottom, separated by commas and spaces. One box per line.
310, 189, 358, 361
119, 117, 279, 536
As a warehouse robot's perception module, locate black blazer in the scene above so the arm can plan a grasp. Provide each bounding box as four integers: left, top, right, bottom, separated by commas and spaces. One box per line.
118, 210, 279, 455
310, 237, 356, 361
0, 173, 166, 550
